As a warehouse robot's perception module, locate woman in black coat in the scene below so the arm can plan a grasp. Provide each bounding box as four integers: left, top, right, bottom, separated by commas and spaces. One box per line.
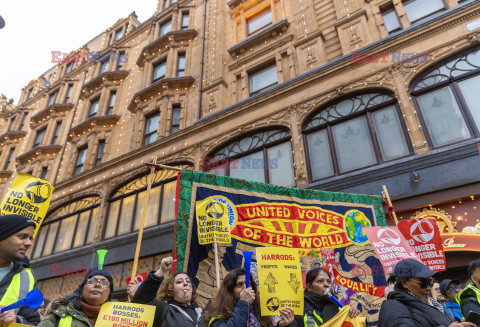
132, 257, 204, 327
378, 259, 474, 327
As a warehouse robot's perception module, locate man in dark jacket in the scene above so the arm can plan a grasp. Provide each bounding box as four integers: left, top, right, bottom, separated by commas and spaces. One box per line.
456, 259, 480, 318
0, 214, 40, 326
378, 259, 472, 327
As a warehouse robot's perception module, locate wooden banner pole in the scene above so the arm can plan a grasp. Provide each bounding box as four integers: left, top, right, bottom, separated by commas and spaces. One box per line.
214, 242, 221, 290
382, 185, 399, 226
129, 157, 159, 301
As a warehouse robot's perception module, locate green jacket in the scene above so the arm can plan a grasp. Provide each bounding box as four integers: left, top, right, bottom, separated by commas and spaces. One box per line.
38, 302, 94, 327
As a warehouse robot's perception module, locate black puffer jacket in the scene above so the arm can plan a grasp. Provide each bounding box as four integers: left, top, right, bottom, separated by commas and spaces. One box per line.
292, 291, 340, 326
378, 291, 452, 327
0, 260, 40, 325
132, 272, 204, 327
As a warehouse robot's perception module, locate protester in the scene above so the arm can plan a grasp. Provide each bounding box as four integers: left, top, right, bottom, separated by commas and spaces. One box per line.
127, 281, 139, 299
37, 267, 114, 327
378, 259, 474, 327
0, 214, 40, 326
456, 259, 480, 317
204, 267, 294, 327
293, 267, 360, 326
429, 282, 446, 314
132, 256, 204, 327
440, 279, 463, 322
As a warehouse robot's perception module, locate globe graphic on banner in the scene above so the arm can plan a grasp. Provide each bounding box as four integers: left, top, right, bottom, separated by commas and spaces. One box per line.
345, 210, 371, 244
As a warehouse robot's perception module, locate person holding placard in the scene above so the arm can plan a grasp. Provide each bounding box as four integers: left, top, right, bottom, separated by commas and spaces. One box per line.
37, 267, 114, 327
204, 268, 294, 327
292, 267, 360, 327
0, 214, 39, 326
132, 257, 204, 327
378, 259, 474, 327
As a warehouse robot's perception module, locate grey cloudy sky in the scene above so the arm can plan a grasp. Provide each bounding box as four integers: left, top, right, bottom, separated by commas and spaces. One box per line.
0, 0, 158, 103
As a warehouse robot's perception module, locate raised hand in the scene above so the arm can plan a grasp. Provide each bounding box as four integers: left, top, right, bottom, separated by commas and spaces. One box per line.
155, 257, 174, 276
239, 287, 256, 304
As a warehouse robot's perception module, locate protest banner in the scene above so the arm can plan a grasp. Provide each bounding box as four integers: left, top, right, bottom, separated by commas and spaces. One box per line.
95, 302, 155, 327
196, 196, 232, 244
363, 226, 421, 274
173, 170, 388, 325
321, 305, 366, 327
1, 172, 54, 237
125, 272, 148, 286
256, 247, 303, 315
398, 217, 446, 271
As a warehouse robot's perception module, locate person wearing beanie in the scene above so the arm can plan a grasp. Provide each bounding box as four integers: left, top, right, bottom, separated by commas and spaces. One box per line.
0, 214, 40, 326
38, 267, 114, 327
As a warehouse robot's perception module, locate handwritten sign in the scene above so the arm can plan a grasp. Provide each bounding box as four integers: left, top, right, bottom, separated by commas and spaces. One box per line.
95, 302, 155, 327
256, 247, 303, 316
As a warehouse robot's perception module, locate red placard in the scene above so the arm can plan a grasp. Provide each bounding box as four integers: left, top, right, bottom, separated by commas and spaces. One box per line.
363, 226, 421, 274
125, 272, 148, 286
398, 217, 446, 271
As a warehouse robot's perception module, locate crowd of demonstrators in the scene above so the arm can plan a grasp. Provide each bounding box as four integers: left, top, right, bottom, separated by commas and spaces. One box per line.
378, 259, 475, 327
38, 268, 114, 327
132, 257, 204, 327
0, 214, 40, 326
203, 267, 294, 327
4, 213, 480, 327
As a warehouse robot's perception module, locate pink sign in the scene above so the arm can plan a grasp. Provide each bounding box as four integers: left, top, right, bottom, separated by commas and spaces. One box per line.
363, 226, 421, 274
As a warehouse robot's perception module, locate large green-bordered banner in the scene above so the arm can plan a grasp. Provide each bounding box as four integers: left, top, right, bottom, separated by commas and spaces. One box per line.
173, 170, 387, 325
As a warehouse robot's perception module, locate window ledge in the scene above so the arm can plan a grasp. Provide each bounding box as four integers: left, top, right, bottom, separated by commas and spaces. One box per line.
16, 145, 62, 165
81, 70, 129, 98
68, 115, 121, 141
227, 0, 246, 9
31, 103, 74, 126
136, 29, 198, 67
228, 19, 290, 58
0, 130, 27, 144
127, 76, 195, 112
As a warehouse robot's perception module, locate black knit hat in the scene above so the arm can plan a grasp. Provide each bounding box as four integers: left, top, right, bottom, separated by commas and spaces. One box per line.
0, 214, 36, 242
80, 267, 114, 299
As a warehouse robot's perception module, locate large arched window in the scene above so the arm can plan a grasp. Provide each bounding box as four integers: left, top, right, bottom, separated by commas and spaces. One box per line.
204, 128, 295, 187
303, 92, 412, 181
411, 46, 480, 148
103, 164, 191, 239
32, 196, 101, 258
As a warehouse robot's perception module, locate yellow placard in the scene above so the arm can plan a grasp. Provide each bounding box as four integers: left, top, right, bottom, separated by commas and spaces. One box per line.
256, 247, 304, 316
195, 196, 233, 245
321, 305, 366, 327
8, 323, 32, 327
95, 302, 155, 327
1, 172, 54, 238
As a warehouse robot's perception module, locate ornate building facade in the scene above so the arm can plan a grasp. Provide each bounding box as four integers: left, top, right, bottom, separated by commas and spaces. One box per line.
1, 0, 480, 299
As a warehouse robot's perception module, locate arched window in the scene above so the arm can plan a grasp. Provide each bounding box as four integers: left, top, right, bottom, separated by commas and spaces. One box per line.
303, 92, 412, 181
411, 46, 480, 148
32, 196, 101, 258
204, 128, 295, 187
103, 164, 191, 239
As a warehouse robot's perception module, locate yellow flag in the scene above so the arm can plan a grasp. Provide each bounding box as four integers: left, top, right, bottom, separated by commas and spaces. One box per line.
1, 172, 54, 237
256, 247, 304, 316
321, 305, 366, 327
95, 302, 155, 327
195, 195, 233, 245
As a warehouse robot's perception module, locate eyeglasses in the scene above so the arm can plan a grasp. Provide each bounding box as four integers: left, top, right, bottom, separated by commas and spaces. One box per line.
86, 279, 110, 288
410, 278, 435, 289
447, 285, 461, 293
